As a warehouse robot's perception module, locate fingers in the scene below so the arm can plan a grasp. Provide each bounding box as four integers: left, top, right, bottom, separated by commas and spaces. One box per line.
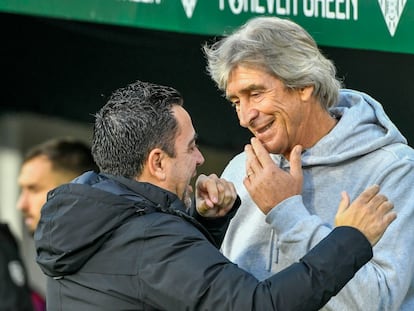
213, 179, 236, 207
196, 174, 219, 207
377, 200, 394, 214
245, 138, 275, 177
353, 185, 392, 216
376, 200, 397, 226
250, 137, 274, 166
195, 174, 237, 217
245, 138, 303, 180
244, 139, 303, 213
245, 144, 259, 177
383, 210, 397, 227
335, 185, 397, 246
352, 184, 380, 205
369, 193, 390, 210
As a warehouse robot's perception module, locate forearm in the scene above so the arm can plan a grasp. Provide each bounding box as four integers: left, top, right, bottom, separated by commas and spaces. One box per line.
142, 220, 372, 311
262, 226, 372, 311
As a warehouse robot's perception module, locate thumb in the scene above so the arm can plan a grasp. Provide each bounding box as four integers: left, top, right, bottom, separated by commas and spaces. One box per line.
337, 191, 350, 214
289, 145, 303, 185
335, 191, 350, 226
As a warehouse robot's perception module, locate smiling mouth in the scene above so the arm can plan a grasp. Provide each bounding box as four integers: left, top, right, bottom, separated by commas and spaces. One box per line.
254, 121, 274, 135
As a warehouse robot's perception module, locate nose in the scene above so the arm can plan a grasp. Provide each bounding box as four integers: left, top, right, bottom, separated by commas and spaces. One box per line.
195, 148, 205, 167
237, 100, 259, 128
16, 191, 28, 212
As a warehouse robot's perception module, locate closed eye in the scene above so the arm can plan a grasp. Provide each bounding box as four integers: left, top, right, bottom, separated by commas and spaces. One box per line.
188, 134, 199, 152
251, 91, 263, 100
230, 100, 240, 109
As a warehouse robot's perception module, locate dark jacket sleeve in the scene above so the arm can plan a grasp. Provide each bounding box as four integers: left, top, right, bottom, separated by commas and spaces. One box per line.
190, 196, 241, 247
257, 226, 372, 310
141, 214, 372, 311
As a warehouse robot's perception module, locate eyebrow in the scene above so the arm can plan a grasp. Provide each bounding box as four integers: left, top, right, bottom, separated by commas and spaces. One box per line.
226, 84, 266, 101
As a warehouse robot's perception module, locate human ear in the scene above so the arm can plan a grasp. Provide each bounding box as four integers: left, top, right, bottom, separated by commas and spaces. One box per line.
299, 85, 314, 101
147, 148, 166, 181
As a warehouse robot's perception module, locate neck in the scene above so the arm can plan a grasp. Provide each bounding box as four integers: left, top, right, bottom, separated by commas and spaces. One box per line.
308, 110, 338, 146
284, 108, 338, 160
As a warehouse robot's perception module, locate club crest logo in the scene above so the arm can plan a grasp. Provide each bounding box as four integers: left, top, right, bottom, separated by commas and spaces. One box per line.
378, 0, 407, 36
181, 0, 197, 18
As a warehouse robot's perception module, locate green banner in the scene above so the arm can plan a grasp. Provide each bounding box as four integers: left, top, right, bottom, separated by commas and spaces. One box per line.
1, 0, 413, 54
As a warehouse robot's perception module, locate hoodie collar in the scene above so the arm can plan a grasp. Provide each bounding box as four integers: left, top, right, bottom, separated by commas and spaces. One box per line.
298, 89, 407, 166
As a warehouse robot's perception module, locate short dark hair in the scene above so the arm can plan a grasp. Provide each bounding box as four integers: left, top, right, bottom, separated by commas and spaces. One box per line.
24, 138, 98, 175
92, 80, 183, 178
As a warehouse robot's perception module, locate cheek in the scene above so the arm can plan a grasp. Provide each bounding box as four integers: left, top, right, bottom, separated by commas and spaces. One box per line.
34, 203, 44, 216
35, 192, 49, 209
173, 160, 192, 182
264, 123, 290, 151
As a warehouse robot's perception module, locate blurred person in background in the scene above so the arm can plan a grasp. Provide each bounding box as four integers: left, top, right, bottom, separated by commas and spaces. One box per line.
17, 137, 99, 235
16, 137, 98, 310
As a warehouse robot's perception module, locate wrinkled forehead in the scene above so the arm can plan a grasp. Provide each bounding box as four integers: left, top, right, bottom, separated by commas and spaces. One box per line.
226, 65, 279, 96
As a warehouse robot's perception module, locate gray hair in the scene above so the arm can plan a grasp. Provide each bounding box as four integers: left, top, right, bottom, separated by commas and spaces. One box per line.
92, 80, 183, 178
203, 16, 342, 109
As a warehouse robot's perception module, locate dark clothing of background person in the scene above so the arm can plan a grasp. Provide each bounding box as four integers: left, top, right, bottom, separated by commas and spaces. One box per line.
0, 223, 33, 311
35, 171, 372, 311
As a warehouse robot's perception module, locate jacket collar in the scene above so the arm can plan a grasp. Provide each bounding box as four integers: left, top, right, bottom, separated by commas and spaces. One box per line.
100, 173, 188, 214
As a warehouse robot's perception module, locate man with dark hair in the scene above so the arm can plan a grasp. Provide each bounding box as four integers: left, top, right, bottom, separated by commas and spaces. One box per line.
17, 137, 99, 235
15, 137, 98, 310
35, 80, 395, 310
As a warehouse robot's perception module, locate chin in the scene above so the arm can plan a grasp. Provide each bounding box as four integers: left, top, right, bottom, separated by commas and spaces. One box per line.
264, 138, 285, 153
259, 141, 275, 153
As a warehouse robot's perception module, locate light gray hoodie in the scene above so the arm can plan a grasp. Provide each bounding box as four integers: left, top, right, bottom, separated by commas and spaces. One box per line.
221, 89, 414, 311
